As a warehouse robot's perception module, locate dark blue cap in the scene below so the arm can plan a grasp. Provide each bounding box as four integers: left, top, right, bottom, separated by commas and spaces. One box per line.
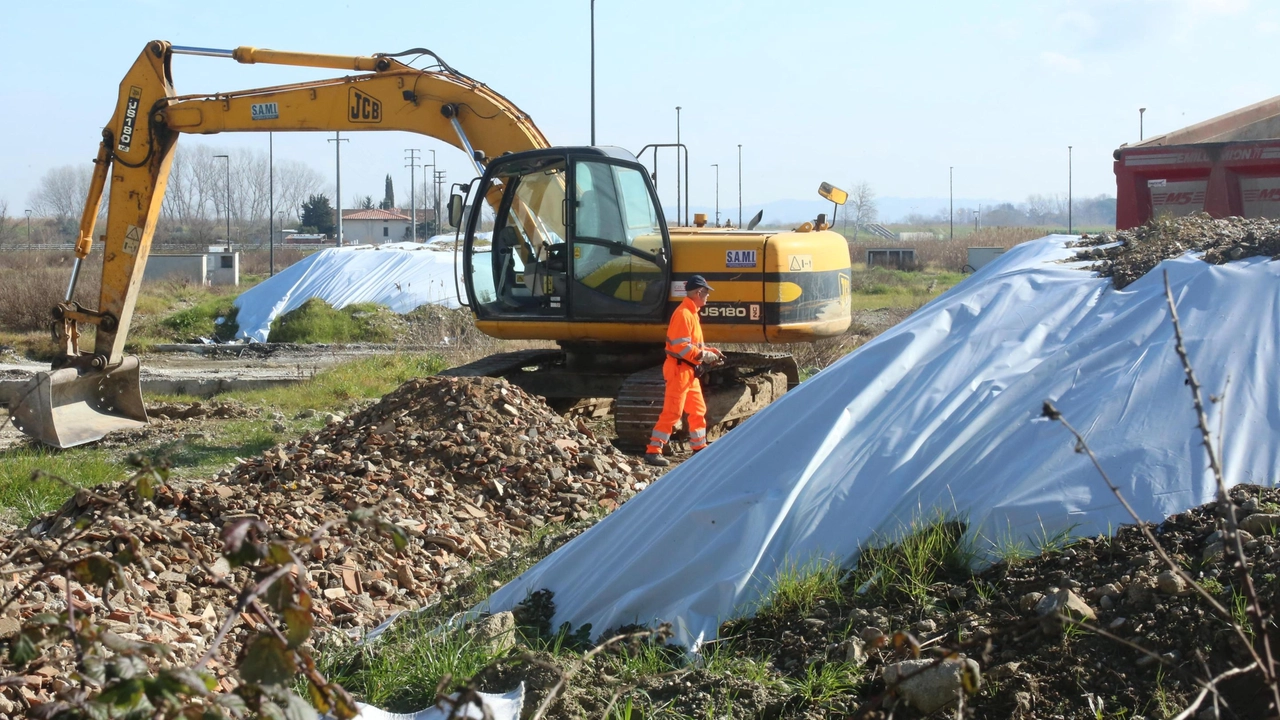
685, 275, 714, 292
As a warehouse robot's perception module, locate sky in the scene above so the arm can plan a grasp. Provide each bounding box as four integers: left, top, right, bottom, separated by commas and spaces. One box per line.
2, 0, 1278, 221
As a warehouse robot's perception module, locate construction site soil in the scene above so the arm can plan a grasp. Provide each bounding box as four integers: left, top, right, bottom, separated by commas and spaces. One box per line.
1073, 213, 1280, 288
7, 298, 1272, 717
462, 485, 1279, 719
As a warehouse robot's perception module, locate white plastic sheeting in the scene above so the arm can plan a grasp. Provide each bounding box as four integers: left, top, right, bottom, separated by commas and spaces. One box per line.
352, 685, 523, 720
479, 235, 1280, 650
234, 239, 471, 342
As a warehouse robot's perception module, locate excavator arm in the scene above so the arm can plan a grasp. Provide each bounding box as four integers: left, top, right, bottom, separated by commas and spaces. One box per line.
11, 40, 550, 447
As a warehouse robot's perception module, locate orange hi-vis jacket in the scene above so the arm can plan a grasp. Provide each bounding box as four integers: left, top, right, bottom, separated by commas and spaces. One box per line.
665, 297, 711, 366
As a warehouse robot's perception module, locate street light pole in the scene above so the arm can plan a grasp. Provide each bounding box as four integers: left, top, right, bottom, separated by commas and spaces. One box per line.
405, 149, 421, 242
214, 154, 230, 251
949, 166, 954, 240
737, 144, 742, 228
277, 210, 286, 258
711, 163, 719, 226
328, 132, 348, 246
430, 149, 438, 234
269, 132, 275, 275
675, 106, 682, 226
590, 0, 596, 146
1068, 145, 1074, 234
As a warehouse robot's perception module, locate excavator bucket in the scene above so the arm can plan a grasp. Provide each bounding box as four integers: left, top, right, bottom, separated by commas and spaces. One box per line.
9, 356, 147, 449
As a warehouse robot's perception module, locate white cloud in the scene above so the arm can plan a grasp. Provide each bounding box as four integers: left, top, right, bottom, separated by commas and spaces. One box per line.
1040, 51, 1084, 73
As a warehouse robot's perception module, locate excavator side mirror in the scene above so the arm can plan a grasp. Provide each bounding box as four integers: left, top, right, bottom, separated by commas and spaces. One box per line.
448, 194, 464, 228
818, 182, 848, 205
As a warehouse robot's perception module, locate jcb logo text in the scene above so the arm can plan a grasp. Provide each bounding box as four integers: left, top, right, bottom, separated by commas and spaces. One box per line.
349, 88, 382, 123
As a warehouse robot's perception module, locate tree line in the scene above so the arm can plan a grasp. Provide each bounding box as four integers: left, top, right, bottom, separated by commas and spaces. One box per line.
21, 146, 326, 248
905, 194, 1117, 228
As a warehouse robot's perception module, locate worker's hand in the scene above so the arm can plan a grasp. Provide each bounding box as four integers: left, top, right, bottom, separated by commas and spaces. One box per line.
700, 350, 721, 365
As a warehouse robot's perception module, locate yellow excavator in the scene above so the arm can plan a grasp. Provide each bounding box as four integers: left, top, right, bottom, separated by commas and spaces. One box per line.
11, 40, 853, 448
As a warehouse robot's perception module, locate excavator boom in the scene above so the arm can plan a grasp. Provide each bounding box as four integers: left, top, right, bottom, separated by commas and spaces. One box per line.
12, 40, 549, 447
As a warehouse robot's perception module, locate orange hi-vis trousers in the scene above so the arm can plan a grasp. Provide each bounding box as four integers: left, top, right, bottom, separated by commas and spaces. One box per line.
646, 358, 708, 454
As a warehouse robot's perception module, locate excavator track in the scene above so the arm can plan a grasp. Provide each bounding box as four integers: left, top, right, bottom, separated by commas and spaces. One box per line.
440, 349, 564, 378
613, 352, 799, 450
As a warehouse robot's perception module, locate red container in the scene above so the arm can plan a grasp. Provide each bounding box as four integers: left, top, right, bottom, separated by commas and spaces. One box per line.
1114, 140, 1280, 229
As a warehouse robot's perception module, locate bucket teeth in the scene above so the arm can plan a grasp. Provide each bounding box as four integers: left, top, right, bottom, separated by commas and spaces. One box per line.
10, 356, 148, 449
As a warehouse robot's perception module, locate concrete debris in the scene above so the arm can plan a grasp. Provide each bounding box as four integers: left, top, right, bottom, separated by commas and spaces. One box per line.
1073, 214, 1280, 288
0, 375, 655, 712
883, 656, 981, 714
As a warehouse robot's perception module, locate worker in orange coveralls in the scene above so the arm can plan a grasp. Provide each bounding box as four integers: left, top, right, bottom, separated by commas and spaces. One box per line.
645, 275, 724, 467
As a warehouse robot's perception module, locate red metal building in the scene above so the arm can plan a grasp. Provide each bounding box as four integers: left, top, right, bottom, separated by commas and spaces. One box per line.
1114, 96, 1280, 229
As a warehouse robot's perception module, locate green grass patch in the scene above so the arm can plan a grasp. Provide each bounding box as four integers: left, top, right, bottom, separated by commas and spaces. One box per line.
267, 299, 401, 344
316, 519, 592, 712
225, 353, 447, 415
753, 557, 846, 620
850, 513, 974, 606
129, 280, 251, 348
0, 447, 124, 521
784, 660, 865, 707
317, 615, 502, 712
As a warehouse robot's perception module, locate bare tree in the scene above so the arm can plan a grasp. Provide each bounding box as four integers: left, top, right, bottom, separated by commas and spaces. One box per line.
276, 160, 325, 227
847, 181, 877, 241
29, 165, 91, 228
0, 201, 15, 247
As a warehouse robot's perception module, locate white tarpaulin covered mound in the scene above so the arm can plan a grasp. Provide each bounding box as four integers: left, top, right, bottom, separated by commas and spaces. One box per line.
479, 234, 1280, 650
234, 238, 470, 342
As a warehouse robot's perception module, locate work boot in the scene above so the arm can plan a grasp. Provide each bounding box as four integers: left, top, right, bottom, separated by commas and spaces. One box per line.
644, 453, 669, 467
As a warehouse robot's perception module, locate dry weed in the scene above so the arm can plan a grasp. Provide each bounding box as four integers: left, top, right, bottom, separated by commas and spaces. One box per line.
848, 227, 1045, 271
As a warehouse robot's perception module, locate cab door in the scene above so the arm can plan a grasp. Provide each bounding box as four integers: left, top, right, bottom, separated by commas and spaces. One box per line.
568, 157, 671, 321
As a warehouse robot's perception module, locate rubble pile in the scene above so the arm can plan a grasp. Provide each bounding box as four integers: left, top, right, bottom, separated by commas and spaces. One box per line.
0, 376, 657, 715
1072, 213, 1280, 288
147, 400, 257, 422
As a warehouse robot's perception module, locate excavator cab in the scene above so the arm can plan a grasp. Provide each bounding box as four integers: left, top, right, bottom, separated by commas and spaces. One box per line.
461, 147, 672, 326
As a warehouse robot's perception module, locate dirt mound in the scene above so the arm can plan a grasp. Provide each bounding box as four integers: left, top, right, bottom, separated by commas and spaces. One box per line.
0, 376, 659, 713
439, 487, 1278, 719
1072, 214, 1280, 288
147, 400, 256, 422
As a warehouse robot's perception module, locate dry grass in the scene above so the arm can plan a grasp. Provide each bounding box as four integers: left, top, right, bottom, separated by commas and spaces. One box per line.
0, 251, 102, 334
236, 247, 312, 277
847, 227, 1046, 271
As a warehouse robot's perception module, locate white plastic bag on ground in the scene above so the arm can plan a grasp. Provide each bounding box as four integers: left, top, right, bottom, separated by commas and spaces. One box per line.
351, 684, 523, 720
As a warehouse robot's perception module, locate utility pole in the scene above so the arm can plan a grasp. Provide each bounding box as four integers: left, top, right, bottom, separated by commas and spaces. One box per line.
590, 0, 596, 146
435, 169, 447, 229
269, 132, 275, 275
675, 106, 682, 226
1139, 107, 1146, 141
711, 163, 719, 226
214, 154, 230, 250
405, 149, 422, 242
975, 205, 981, 231
24, 210, 31, 243
328, 132, 348, 246
278, 210, 286, 260
737, 144, 742, 228
428, 149, 437, 235
1068, 145, 1074, 234
949, 166, 954, 240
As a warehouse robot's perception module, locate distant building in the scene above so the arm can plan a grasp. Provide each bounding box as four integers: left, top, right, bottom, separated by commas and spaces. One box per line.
341, 208, 412, 244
